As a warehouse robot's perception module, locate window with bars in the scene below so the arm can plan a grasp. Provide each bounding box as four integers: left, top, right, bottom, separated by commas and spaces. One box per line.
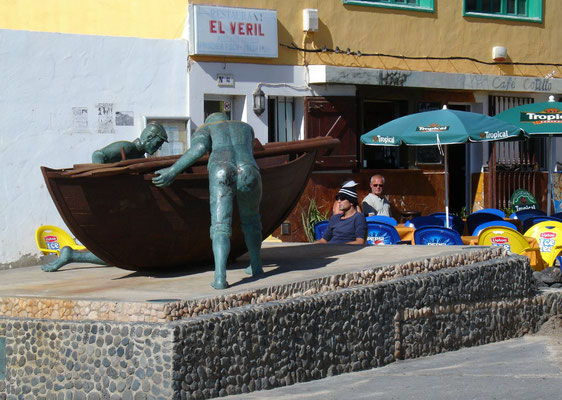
268, 97, 296, 143
342, 0, 434, 12
464, 0, 542, 22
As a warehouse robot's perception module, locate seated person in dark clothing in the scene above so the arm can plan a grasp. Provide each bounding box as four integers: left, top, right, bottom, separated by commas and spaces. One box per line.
316, 181, 367, 245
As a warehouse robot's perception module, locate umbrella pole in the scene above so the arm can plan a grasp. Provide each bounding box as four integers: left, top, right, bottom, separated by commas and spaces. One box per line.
547, 135, 553, 216
445, 146, 450, 228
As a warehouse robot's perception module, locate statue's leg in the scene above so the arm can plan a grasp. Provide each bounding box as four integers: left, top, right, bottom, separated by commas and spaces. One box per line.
209, 163, 236, 289
41, 247, 106, 272
236, 164, 264, 277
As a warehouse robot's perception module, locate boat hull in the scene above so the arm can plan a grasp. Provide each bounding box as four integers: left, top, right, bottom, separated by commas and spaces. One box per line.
42, 149, 320, 272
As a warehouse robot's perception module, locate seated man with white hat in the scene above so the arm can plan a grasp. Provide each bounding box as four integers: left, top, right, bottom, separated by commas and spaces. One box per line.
316, 180, 367, 245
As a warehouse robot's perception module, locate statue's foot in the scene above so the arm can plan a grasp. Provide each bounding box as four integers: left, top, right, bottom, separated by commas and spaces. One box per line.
41, 258, 65, 272
245, 265, 264, 276
211, 278, 229, 290
41, 247, 72, 272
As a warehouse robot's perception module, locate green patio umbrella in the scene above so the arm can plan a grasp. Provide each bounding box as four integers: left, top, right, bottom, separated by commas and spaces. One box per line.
494, 96, 562, 215
361, 106, 526, 227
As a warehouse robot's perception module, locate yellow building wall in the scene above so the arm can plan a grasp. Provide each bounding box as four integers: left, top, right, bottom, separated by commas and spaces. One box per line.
3, 0, 561, 79
0, 0, 188, 39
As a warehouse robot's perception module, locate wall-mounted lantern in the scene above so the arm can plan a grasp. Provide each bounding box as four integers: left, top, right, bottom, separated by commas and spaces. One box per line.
253, 87, 266, 116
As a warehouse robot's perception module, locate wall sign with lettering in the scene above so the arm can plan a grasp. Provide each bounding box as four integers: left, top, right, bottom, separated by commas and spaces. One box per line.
189, 5, 278, 58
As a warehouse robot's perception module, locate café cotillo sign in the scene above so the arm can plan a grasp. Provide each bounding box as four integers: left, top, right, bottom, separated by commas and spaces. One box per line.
189, 5, 278, 58
520, 108, 562, 124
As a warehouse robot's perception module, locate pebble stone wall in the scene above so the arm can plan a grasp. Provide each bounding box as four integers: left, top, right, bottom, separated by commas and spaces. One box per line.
0, 250, 561, 399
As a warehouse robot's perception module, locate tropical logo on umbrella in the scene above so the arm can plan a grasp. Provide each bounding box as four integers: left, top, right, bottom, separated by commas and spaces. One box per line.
371, 135, 395, 144
520, 108, 562, 124
480, 130, 510, 140
415, 123, 449, 132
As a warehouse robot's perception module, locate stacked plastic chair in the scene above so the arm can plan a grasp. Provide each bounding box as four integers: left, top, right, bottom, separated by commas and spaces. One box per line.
414, 226, 463, 246
477, 226, 545, 271
366, 221, 402, 245
404, 215, 444, 229
428, 212, 465, 235
466, 212, 504, 236
365, 215, 397, 226
313, 220, 329, 240
472, 208, 506, 218
524, 220, 562, 268
472, 220, 518, 237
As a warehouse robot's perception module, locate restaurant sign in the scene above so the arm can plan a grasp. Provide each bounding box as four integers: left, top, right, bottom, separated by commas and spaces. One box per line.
189, 5, 278, 58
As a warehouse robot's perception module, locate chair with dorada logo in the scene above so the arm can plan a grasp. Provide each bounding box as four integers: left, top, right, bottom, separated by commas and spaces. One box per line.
524, 221, 562, 268
477, 226, 545, 271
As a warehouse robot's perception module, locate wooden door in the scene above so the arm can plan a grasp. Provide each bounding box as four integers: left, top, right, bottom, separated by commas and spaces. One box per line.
304, 97, 357, 169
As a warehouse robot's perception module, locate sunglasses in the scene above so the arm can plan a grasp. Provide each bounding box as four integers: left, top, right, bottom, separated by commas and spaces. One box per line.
372, 184, 384, 187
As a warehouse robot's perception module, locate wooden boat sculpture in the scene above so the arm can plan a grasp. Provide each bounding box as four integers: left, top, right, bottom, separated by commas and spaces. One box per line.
41, 137, 339, 272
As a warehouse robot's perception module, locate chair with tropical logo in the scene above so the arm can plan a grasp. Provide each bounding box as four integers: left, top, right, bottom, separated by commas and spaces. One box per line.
523, 221, 562, 268
477, 226, 545, 271
35, 225, 87, 256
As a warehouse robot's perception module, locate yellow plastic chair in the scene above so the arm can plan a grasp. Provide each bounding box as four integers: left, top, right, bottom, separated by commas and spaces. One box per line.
35, 225, 86, 256
477, 226, 545, 271
524, 221, 562, 267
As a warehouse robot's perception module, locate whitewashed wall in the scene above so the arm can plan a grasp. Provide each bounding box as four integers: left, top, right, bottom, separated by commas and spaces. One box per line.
187, 61, 356, 143
0, 29, 187, 266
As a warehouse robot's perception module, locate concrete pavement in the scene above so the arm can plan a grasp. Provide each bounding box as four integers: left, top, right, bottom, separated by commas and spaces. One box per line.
224, 330, 562, 400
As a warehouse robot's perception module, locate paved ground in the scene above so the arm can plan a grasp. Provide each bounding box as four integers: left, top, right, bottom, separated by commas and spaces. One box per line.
225, 330, 562, 400
0, 243, 479, 302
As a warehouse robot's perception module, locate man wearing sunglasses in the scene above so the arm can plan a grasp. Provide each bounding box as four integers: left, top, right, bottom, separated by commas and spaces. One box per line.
316, 181, 367, 245
362, 174, 391, 217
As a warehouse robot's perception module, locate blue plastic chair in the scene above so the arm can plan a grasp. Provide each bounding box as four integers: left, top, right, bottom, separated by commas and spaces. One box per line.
414, 226, 463, 246
472, 220, 518, 237
429, 212, 465, 235
314, 220, 329, 240
365, 215, 397, 226
509, 209, 546, 219
473, 208, 506, 218
522, 216, 562, 233
366, 222, 402, 245
466, 212, 504, 236
404, 216, 444, 229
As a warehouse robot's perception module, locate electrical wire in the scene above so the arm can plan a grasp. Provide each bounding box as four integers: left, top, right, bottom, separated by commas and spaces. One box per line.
281, 42, 562, 67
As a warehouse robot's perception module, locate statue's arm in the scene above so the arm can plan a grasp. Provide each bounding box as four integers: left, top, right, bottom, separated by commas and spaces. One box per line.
152, 129, 211, 187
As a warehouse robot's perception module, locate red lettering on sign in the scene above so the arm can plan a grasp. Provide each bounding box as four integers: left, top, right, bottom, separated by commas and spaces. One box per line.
246, 23, 253, 35
491, 237, 508, 244
218, 21, 225, 34
258, 23, 264, 36
45, 235, 58, 243
540, 232, 556, 239
230, 22, 236, 34
210, 20, 217, 33
238, 22, 244, 35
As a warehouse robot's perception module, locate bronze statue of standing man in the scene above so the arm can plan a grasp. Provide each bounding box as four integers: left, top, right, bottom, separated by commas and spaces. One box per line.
152, 113, 264, 289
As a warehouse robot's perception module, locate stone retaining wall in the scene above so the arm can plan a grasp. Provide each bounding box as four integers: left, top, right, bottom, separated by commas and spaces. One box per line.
0, 252, 561, 399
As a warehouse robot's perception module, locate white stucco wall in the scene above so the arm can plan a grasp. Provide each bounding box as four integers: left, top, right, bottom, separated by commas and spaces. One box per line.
0, 29, 187, 266
187, 61, 356, 143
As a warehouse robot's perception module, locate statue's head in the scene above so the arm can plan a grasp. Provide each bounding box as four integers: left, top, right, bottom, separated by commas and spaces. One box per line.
204, 112, 229, 125
140, 122, 168, 155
